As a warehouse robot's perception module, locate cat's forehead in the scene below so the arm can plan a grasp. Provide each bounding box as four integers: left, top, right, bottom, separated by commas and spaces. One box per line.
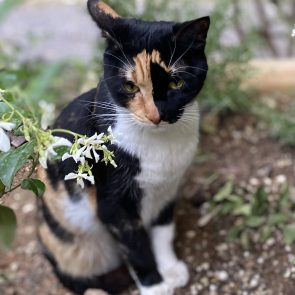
126, 49, 170, 85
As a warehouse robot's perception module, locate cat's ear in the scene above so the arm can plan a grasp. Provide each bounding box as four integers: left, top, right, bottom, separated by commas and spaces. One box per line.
173, 16, 210, 47
87, 0, 121, 38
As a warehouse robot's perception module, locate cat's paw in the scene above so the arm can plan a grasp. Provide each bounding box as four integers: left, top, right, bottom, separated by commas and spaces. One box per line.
160, 260, 189, 289
140, 282, 173, 295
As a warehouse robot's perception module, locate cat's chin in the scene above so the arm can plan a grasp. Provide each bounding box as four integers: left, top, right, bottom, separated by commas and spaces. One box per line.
138, 122, 173, 133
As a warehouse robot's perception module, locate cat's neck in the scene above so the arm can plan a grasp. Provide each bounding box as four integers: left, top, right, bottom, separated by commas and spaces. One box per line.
113, 100, 200, 157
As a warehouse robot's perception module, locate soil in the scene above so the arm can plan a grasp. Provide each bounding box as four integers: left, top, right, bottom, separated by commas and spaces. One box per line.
0, 114, 295, 295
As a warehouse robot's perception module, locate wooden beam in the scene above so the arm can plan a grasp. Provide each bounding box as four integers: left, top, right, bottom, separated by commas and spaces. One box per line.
244, 59, 295, 93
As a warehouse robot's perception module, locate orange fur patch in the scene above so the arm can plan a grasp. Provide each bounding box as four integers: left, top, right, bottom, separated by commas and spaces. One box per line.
37, 166, 121, 277
97, 1, 119, 18
127, 50, 170, 125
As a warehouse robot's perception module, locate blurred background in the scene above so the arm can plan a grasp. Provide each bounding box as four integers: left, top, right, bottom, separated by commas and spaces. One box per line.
0, 0, 295, 295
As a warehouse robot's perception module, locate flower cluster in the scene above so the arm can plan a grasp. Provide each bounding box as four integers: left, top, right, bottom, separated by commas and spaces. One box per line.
38, 136, 72, 169
62, 127, 117, 188
292, 25, 295, 38
0, 89, 117, 192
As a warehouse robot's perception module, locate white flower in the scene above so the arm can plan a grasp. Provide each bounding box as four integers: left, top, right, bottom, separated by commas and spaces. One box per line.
39, 136, 72, 168
107, 126, 118, 144
78, 132, 104, 146
39, 100, 55, 130
64, 172, 95, 189
0, 121, 15, 152
292, 25, 295, 37
62, 146, 86, 164
83, 145, 100, 163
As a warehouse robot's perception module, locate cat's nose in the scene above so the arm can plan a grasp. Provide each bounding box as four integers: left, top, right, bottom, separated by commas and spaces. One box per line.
146, 109, 161, 125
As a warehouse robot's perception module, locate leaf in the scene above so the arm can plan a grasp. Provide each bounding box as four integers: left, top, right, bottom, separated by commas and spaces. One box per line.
268, 213, 289, 225
213, 181, 233, 202
0, 180, 5, 197
0, 141, 35, 189
0, 205, 17, 249
260, 225, 272, 242
219, 202, 236, 215
227, 224, 243, 241
246, 216, 264, 228
21, 178, 45, 198
240, 230, 250, 249
252, 186, 268, 216
50, 146, 71, 161
279, 184, 290, 209
233, 204, 252, 216
283, 224, 295, 245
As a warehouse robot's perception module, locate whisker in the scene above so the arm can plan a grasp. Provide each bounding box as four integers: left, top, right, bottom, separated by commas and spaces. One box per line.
168, 36, 177, 68
104, 52, 133, 72
172, 71, 197, 78
171, 40, 195, 70
174, 65, 207, 72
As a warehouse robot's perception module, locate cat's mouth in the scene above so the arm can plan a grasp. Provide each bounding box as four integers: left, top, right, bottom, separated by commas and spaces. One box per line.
130, 113, 176, 130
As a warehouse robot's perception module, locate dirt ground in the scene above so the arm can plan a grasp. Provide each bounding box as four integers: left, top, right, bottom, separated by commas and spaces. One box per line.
0, 114, 295, 295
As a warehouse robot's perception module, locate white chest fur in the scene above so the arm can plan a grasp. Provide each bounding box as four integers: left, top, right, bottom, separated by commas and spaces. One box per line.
114, 101, 199, 226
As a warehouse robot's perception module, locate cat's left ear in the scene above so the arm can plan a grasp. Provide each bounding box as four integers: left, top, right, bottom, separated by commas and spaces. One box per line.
173, 16, 210, 47
87, 0, 121, 38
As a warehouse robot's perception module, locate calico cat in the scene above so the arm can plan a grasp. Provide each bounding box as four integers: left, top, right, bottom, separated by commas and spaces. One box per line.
37, 1, 210, 295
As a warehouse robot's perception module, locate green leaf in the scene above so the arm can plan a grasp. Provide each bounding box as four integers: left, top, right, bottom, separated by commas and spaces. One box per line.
252, 186, 268, 215
260, 225, 272, 242
50, 146, 70, 161
213, 181, 233, 202
268, 213, 289, 225
0, 180, 5, 197
0, 205, 17, 249
240, 230, 250, 249
0, 141, 35, 189
283, 224, 295, 245
0, 101, 10, 115
21, 178, 45, 198
280, 184, 290, 209
246, 216, 264, 228
233, 204, 252, 216
227, 224, 243, 241
219, 202, 236, 215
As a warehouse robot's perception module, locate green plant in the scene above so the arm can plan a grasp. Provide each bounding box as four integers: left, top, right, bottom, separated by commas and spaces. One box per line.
252, 101, 295, 146
199, 178, 295, 248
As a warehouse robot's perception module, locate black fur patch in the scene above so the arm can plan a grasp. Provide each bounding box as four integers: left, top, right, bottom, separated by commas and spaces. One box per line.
41, 200, 74, 243
41, 242, 133, 295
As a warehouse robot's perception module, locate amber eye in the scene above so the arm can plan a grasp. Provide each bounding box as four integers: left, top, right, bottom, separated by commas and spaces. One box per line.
169, 80, 185, 90
124, 81, 139, 94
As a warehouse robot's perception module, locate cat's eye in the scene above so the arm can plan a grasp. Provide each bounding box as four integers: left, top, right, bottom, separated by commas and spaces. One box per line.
169, 80, 185, 90
123, 81, 139, 94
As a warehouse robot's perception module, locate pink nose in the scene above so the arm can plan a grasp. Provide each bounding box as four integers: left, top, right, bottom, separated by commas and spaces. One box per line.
146, 111, 161, 125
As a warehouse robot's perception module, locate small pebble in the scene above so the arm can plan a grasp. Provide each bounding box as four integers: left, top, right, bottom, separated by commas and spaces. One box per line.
216, 270, 229, 281
209, 284, 217, 292
249, 274, 260, 288
275, 174, 286, 184
186, 230, 196, 239
257, 257, 264, 264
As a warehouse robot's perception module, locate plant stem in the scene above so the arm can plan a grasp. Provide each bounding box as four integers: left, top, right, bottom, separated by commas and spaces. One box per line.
0, 93, 26, 121
51, 129, 84, 138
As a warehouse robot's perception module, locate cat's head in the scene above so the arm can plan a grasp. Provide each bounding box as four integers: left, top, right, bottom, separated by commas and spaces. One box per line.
88, 0, 210, 126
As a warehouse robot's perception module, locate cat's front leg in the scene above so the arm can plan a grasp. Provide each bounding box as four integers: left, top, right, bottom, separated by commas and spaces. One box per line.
99, 198, 173, 295
151, 202, 190, 290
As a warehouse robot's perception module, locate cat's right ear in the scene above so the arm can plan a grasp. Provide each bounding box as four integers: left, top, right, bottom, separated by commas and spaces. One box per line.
87, 0, 121, 39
